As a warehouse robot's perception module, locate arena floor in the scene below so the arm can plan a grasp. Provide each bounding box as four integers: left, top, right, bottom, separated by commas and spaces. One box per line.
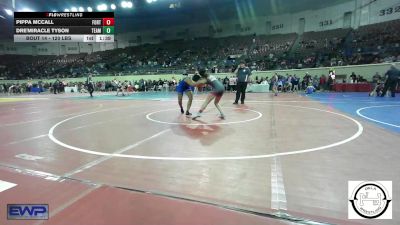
0, 91, 399, 225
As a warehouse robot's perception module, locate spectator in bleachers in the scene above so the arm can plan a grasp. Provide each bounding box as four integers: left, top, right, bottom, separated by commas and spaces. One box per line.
1, 20, 400, 84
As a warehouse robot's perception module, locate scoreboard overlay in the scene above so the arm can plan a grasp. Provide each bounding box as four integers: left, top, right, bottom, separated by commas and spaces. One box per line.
14, 12, 114, 43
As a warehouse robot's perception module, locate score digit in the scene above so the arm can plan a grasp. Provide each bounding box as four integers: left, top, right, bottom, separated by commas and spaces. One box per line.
102, 18, 115, 26
103, 26, 114, 34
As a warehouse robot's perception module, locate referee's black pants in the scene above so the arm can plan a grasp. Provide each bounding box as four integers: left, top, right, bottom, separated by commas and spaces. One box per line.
235, 82, 248, 103
88, 84, 94, 97
381, 79, 397, 97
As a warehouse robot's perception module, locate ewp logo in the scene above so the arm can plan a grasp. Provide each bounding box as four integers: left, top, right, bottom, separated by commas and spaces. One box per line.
7, 204, 49, 220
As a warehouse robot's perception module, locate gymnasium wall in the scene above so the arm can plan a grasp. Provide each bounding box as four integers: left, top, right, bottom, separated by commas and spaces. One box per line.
1, 62, 398, 84
358, 0, 400, 27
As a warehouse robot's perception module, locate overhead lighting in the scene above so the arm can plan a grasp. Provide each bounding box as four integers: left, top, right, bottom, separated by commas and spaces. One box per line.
121, 1, 132, 8
4, 9, 13, 16
87, 7, 93, 12
97, 4, 108, 11
146, 0, 157, 3
64, 9, 70, 12
78, 7, 84, 12
121, 1, 127, 8
71, 7, 78, 12
20, 8, 33, 12
110, 4, 116, 10
52, 10, 57, 12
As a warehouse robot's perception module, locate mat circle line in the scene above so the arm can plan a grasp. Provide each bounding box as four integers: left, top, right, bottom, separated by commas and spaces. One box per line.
146, 107, 263, 125
48, 104, 364, 161
356, 105, 400, 128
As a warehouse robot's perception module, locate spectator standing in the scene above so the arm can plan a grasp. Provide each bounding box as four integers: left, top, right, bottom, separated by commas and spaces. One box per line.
350, 72, 357, 83
286, 75, 293, 92
223, 76, 229, 91
38, 80, 43, 93
229, 76, 236, 92
327, 69, 336, 91
292, 75, 299, 92
319, 74, 327, 91
271, 73, 279, 96
313, 75, 319, 90
53, 79, 59, 94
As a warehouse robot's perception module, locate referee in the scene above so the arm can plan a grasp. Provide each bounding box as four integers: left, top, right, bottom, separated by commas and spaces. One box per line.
380, 64, 399, 97
233, 62, 251, 104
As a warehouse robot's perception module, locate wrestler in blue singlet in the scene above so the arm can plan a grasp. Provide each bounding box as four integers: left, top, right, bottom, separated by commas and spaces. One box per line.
176, 77, 195, 94
176, 74, 196, 116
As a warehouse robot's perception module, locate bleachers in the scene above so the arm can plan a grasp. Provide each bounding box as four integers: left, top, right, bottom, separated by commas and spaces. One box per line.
299, 28, 350, 54
0, 19, 399, 79
351, 20, 400, 53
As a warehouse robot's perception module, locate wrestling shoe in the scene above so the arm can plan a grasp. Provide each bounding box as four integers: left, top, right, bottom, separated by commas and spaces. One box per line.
192, 113, 202, 120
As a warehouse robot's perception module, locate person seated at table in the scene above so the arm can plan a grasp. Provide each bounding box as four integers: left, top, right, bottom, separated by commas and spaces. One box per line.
376, 82, 385, 96
277, 79, 283, 92
357, 75, 367, 83
369, 80, 384, 97
305, 83, 316, 94
285, 76, 293, 92
8, 84, 15, 95
261, 80, 268, 85
80, 87, 88, 93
